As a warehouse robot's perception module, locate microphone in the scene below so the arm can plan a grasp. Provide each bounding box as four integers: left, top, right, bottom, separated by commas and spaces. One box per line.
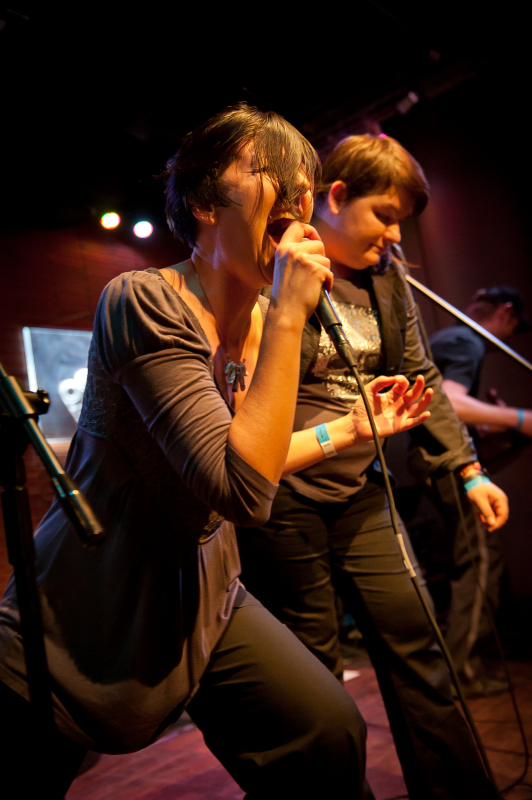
299, 238, 357, 369
315, 289, 358, 370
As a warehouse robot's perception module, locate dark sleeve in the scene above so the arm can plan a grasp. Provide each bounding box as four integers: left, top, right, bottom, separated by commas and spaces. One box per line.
93, 270, 277, 526
391, 266, 477, 473
429, 327, 485, 393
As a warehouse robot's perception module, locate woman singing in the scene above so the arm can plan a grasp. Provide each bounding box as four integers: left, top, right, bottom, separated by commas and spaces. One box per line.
238, 133, 507, 800
0, 107, 431, 799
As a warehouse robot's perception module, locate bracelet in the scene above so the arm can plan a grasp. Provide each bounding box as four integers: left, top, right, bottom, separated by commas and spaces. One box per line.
459, 461, 482, 480
516, 408, 525, 431
315, 423, 337, 458
464, 474, 491, 492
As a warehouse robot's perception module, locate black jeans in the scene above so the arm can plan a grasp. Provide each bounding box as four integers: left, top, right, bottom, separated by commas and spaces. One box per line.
238, 480, 500, 800
188, 590, 373, 799
432, 471, 505, 682
0, 591, 372, 800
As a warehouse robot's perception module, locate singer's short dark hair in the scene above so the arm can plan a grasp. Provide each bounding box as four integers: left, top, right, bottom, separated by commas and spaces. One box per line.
164, 103, 320, 247
316, 133, 429, 216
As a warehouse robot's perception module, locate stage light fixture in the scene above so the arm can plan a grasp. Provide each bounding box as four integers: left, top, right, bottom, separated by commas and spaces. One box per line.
100, 212, 121, 229
133, 221, 153, 238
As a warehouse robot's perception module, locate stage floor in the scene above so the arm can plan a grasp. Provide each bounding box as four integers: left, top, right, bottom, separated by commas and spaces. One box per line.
65, 656, 532, 800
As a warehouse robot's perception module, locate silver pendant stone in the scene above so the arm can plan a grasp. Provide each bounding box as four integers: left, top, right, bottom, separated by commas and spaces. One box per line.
225, 358, 248, 392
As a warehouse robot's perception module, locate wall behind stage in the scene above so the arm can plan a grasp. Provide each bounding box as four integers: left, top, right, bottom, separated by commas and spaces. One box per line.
383, 71, 532, 630
0, 221, 189, 594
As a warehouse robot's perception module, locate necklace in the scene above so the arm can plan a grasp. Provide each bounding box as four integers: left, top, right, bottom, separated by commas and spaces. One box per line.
192, 267, 250, 393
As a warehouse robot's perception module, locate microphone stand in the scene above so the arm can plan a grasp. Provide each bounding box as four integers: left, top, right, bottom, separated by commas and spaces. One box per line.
405, 273, 532, 375
0, 359, 104, 755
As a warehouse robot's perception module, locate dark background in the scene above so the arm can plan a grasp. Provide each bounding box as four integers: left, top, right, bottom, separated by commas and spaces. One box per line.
1, 4, 531, 636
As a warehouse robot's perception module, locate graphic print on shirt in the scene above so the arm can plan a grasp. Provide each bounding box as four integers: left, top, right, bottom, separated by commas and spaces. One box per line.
312, 301, 382, 406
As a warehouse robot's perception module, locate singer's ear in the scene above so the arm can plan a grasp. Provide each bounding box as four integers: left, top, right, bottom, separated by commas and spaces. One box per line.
191, 205, 216, 225
328, 181, 348, 215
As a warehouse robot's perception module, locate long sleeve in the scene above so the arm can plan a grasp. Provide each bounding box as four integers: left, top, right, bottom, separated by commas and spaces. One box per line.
376, 265, 477, 474
92, 270, 276, 526
0, 269, 276, 754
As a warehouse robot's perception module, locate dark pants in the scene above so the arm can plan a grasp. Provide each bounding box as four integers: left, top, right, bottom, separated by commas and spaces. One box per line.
188, 590, 373, 799
0, 591, 371, 799
432, 472, 505, 683
237, 481, 500, 800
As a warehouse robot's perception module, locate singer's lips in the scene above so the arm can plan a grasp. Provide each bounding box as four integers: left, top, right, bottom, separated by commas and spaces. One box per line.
266, 216, 295, 244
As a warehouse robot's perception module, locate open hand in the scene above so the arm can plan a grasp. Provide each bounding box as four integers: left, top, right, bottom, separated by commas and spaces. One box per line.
352, 374, 432, 443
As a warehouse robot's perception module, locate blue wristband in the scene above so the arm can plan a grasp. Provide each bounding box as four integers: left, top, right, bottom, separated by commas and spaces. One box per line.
315, 423, 337, 458
516, 408, 525, 431
464, 474, 490, 492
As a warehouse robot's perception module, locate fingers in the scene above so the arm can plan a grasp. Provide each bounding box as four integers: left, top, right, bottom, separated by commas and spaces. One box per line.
367, 374, 426, 400
410, 387, 433, 415
271, 223, 334, 321
280, 221, 323, 245
400, 411, 431, 430
390, 375, 409, 398
404, 374, 426, 404
486, 486, 509, 529
366, 375, 407, 394
367, 375, 432, 415
398, 376, 432, 417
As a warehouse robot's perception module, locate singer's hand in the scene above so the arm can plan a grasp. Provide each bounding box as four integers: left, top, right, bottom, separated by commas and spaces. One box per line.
352, 374, 432, 443
270, 222, 333, 327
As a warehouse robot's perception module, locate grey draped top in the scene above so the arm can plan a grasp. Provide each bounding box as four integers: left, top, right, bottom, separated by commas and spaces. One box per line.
0, 269, 276, 753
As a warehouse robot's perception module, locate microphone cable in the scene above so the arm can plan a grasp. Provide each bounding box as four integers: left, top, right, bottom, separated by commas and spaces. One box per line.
316, 288, 502, 796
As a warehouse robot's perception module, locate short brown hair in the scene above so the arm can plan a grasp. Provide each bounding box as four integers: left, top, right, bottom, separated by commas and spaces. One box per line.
468, 286, 531, 333
164, 103, 320, 247
316, 134, 429, 216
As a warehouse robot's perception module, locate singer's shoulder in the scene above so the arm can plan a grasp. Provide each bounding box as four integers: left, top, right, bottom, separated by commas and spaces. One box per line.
97, 269, 194, 320
98, 269, 170, 305
94, 269, 208, 374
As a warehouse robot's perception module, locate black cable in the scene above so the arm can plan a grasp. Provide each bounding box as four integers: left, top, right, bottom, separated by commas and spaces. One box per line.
316, 290, 502, 796
350, 358, 500, 794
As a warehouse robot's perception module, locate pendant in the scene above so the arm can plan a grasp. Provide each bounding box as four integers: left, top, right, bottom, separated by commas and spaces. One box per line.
225, 358, 248, 392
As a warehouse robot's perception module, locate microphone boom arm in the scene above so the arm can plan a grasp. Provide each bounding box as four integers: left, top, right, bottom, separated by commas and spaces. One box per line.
406, 274, 532, 375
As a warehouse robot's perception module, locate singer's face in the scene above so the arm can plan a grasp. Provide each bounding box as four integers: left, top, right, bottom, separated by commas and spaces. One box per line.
214, 146, 313, 287
323, 186, 414, 274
